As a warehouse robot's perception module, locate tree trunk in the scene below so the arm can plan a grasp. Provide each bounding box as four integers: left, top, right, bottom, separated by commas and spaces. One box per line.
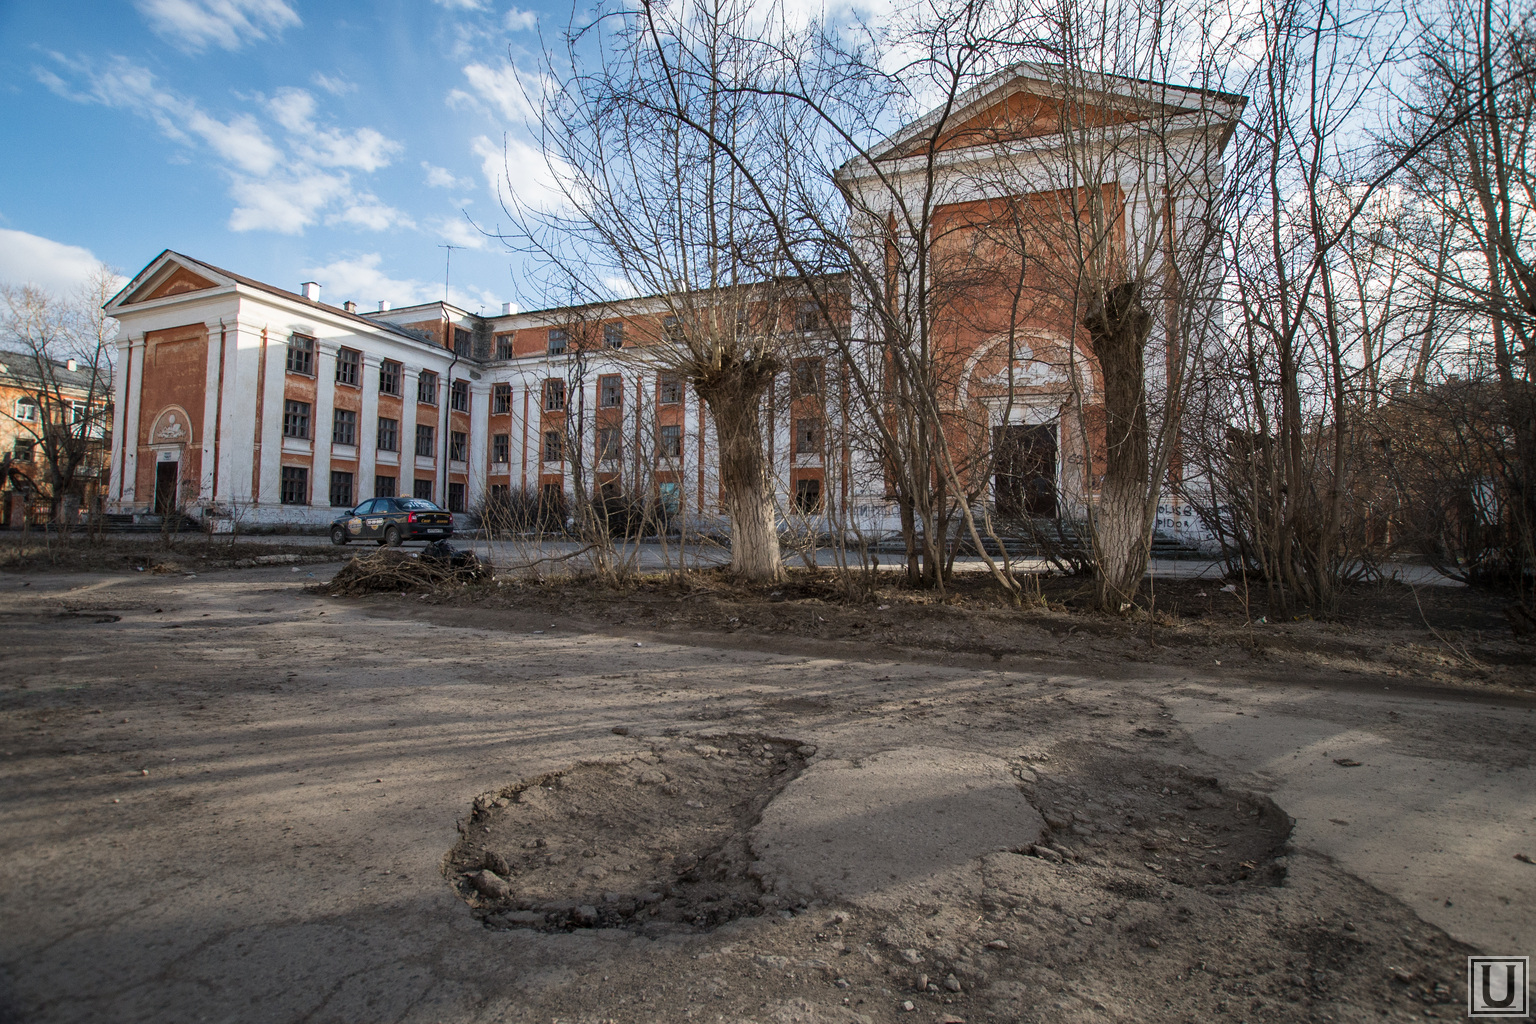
1086, 281, 1154, 612
695, 360, 782, 583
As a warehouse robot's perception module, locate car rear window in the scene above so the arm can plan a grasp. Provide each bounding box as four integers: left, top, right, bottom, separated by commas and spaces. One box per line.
397, 499, 442, 511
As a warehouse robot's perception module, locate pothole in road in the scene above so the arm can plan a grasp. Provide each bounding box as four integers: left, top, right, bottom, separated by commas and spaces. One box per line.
446, 733, 811, 933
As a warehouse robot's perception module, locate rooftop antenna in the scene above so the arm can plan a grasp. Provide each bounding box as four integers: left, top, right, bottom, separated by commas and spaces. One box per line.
437, 243, 463, 304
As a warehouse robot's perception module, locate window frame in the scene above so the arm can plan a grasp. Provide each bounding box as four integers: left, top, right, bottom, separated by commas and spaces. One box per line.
329, 470, 355, 508
413, 478, 435, 501
794, 415, 823, 455
492, 383, 512, 414
376, 416, 399, 452
13, 397, 39, 422
450, 379, 469, 412
492, 433, 510, 463
332, 408, 357, 446
417, 371, 438, 405
791, 356, 825, 399
279, 465, 309, 505
599, 374, 623, 409
286, 334, 315, 376
282, 399, 311, 439
603, 322, 624, 349
657, 373, 682, 405
597, 426, 623, 463
449, 430, 468, 462
495, 333, 514, 360
378, 360, 401, 396
547, 328, 568, 355
543, 378, 566, 412
447, 481, 466, 513
658, 424, 682, 459
334, 348, 361, 387
374, 474, 397, 498
542, 429, 564, 462
415, 423, 435, 458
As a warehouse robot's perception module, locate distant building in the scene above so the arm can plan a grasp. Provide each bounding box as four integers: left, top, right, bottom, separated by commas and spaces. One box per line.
104, 66, 1235, 549
1, 349, 112, 527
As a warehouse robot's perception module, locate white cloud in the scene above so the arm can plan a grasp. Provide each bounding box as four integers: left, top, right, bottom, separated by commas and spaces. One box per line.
38, 56, 406, 237
432, 0, 487, 8
328, 195, 416, 232
134, 0, 300, 52
504, 7, 538, 30
311, 72, 356, 96
302, 252, 501, 312
473, 133, 579, 216
434, 215, 491, 250
268, 87, 403, 171
422, 162, 473, 190
0, 229, 123, 296
450, 62, 540, 125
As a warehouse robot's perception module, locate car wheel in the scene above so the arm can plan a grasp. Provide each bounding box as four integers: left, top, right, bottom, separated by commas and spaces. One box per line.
330, 526, 348, 546
384, 525, 403, 547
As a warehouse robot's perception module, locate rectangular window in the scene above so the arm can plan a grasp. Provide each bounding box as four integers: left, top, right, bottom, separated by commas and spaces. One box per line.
280, 466, 309, 505
492, 433, 510, 463
450, 379, 469, 412
413, 478, 434, 501
659, 424, 682, 458
415, 423, 435, 458
599, 374, 623, 408
543, 429, 564, 462
795, 301, 825, 333
335, 348, 360, 387
490, 483, 509, 502
449, 431, 467, 461
418, 371, 438, 405
379, 360, 401, 395
791, 357, 824, 399
544, 378, 565, 411
453, 327, 471, 356
332, 409, 357, 446
12, 439, 35, 462
374, 474, 397, 498
547, 328, 567, 355
283, 400, 311, 439
447, 481, 466, 512
604, 322, 624, 349
492, 383, 512, 414
13, 398, 38, 422
793, 477, 823, 513
657, 373, 682, 405
795, 416, 822, 455
286, 334, 314, 375
661, 315, 683, 341
329, 471, 354, 508
495, 333, 514, 360
377, 416, 399, 452
597, 426, 622, 462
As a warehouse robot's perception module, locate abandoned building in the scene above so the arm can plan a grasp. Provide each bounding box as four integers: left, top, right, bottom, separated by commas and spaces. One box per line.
103, 65, 1233, 548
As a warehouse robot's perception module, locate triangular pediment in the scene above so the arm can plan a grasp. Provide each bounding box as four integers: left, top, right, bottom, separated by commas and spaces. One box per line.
108, 252, 235, 312
866, 62, 1246, 164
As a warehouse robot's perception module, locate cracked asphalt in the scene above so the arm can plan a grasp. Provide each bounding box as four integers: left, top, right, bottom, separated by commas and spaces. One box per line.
0, 566, 1530, 1023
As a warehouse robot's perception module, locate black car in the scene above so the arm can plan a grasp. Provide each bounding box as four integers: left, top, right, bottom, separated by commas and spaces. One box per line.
330, 497, 454, 546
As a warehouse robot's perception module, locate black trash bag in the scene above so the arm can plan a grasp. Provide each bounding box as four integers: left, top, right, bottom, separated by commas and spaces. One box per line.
421, 540, 493, 580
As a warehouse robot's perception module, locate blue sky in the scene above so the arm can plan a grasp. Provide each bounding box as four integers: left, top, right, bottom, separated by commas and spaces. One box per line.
0, 0, 567, 313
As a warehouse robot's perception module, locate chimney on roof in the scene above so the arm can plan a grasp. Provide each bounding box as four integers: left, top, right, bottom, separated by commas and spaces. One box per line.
66, 358, 78, 372
502, 302, 514, 315
378, 300, 392, 312
301, 281, 321, 301
343, 300, 358, 313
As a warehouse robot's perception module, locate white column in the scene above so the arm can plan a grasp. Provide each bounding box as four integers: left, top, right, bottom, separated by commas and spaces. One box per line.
399, 369, 418, 498
258, 335, 286, 508
108, 336, 132, 505
199, 320, 224, 503
120, 337, 145, 506
359, 354, 380, 499
467, 381, 489, 509
218, 318, 259, 505
312, 342, 337, 509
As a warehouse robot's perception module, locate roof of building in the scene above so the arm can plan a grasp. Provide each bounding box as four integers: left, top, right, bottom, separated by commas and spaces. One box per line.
0, 347, 104, 391
109, 250, 431, 346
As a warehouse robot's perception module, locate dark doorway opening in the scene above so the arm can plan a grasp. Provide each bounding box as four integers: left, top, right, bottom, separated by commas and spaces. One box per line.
153, 461, 179, 516
993, 424, 1057, 518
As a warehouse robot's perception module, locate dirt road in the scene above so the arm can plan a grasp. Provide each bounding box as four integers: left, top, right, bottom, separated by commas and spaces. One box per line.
1, 566, 1530, 1023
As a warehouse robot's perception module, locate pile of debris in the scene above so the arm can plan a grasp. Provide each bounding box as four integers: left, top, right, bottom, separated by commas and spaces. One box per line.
325, 543, 493, 595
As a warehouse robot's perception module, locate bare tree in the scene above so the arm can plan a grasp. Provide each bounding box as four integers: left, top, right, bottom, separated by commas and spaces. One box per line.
1, 265, 117, 526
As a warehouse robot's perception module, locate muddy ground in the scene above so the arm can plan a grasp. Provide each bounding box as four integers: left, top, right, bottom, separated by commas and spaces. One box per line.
0, 561, 1532, 1024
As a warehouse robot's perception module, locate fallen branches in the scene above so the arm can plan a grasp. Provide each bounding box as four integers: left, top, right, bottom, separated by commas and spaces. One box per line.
325, 547, 492, 596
